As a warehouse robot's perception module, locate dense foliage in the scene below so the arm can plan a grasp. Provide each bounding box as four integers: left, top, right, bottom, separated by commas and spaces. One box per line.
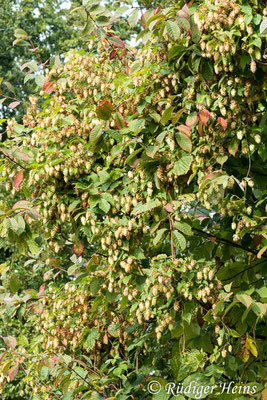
0, 0, 266, 399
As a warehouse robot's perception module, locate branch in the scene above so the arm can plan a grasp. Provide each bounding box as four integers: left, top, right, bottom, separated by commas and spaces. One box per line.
220, 259, 266, 282
0, 149, 26, 170
192, 227, 267, 258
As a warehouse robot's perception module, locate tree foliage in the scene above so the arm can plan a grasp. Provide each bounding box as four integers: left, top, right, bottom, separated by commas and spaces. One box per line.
0, 0, 266, 399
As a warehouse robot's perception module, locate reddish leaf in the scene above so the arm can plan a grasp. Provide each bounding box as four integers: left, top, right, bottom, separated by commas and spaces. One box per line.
47, 257, 60, 268
8, 364, 19, 381
164, 204, 174, 213
195, 214, 209, 221
199, 109, 210, 125
253, 235, 262, 247
2, 336, 17, 349
12, 200, 31, 210
177, 124, 191, 136
14, 170, 24, 191
73, 241, 84, 257
115, 112, 127, 130
108, 35, 125, 49
35, 303, 44, 314
9, 101, 21, 109
202, 171, 222, 182
257, 246, 266, 259
43, 78, 55, 93
109, 50, 117, 60
43, 358, 56, 368
186, 112, 198, 127
53, 271, 61, 280
133, 158, 140, 168
217, 117, 228, 131
39, 284, 45, 293
13, 151, 29, 162
177, 4, 189, 18
96, 100, 114, 120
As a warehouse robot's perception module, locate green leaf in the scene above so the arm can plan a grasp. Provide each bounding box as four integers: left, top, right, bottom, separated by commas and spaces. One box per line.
260, 17, 267, 35
99, 198, 110, 213
96, 101, 113, 120
95, 16, 110, 26
173, 154, 192, 176
175, 132, 192, 152
128, 118, 145, 134
236, 294, 253, 308
35, 75, 45, 87
174, 221, 192, 235
166, 21, 181, 41
160, 106, 174, 125
182, 373, 210, 399
172, 231, 186, 251
168, 44, 184, 61
90, 278, 104, 295
177, 17, 190, 32
201, 60, 213, 81
10, 274, 21, 293
68, 200, 81, 213
128, 9, 139, 28
132, 199, 161, 215
85, 328, 98, 350
186, 112, 198, 127
153, 228, 168, 246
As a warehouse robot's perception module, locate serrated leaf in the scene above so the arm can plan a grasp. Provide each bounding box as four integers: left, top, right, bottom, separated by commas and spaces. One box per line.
166, 21, 181, 41
174, 154, 192, 176
172, 231, 186, 251
175, 132, 192, 153
132, 199, 161, 215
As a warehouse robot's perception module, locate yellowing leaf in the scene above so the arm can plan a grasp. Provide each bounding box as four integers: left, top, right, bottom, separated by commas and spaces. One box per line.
245, 335, 258, 357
